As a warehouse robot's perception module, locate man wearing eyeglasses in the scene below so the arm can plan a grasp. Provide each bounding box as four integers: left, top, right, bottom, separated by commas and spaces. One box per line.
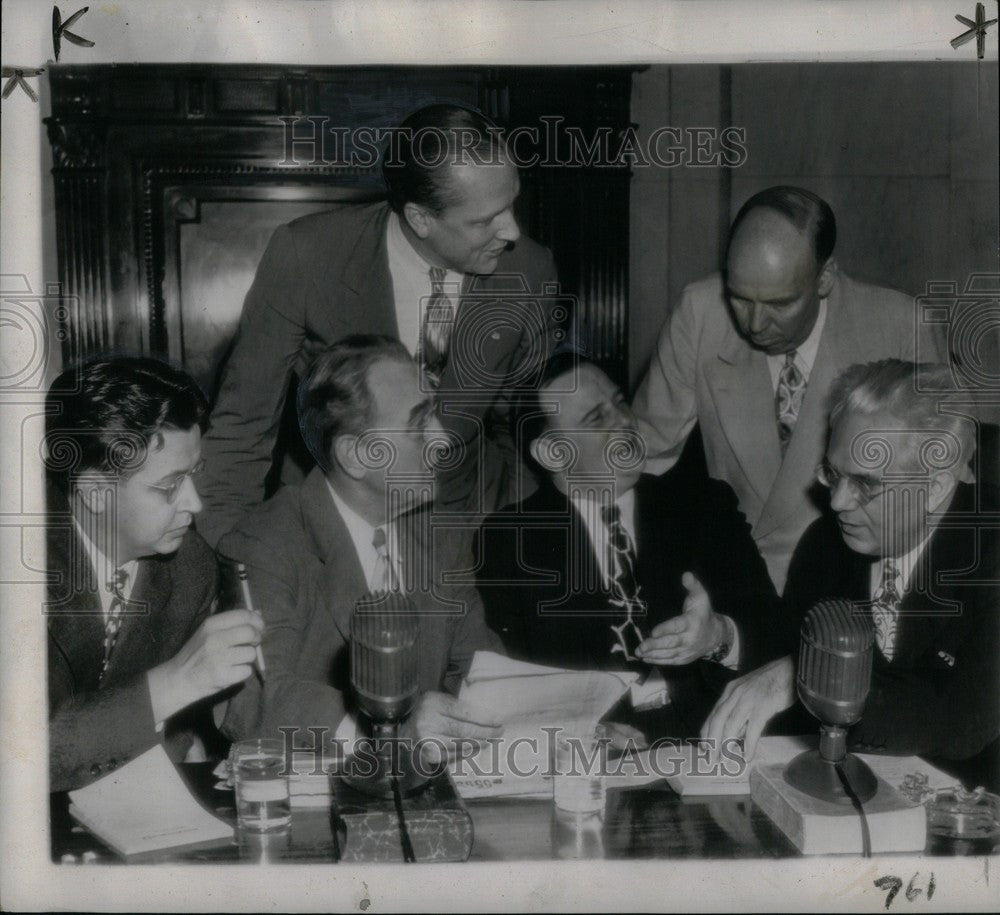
632, 186, 944, 595
703, 360, 999, 776
45, 357, 264, 791
475, 353, 783, 737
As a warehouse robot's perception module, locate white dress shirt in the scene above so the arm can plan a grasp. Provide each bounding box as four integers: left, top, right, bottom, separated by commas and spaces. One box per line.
869, 534, 933, 602
385, 212, 463, 357
74, 520, 138, 622
765, 298, 828, 392
325, 479, 402, 592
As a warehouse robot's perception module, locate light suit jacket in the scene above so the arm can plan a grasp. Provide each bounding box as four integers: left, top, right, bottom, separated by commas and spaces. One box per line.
633, 271, 941, 593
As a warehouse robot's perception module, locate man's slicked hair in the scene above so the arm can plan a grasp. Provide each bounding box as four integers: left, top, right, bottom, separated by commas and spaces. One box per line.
382, 104, 508, 216
297, 334, 413, 472
827, 359, 975, 474
44, 356, 208, 495
729, 185, 837, 267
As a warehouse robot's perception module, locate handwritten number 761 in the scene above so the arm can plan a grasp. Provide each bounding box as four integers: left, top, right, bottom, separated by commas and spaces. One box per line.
874, 873, 936, 909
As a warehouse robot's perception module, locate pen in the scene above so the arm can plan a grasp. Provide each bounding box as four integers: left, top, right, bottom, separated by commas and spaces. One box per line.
236, 562, 267, 681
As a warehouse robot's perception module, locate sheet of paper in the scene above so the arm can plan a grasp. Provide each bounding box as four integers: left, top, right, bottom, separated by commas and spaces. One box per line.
69, 744, 233, 858
453, 651, 639, 798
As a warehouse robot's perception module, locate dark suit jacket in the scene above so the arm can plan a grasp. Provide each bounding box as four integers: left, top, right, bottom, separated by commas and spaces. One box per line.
784, 482, 1000, 762
199, 201, 560, 547
475, 471, 783, 733
218, 468, 502, 749
46, 493, 218, 792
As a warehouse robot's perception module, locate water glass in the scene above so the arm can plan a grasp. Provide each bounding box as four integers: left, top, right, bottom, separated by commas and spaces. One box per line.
233, 738, 291, 835
552, 731, 608, 819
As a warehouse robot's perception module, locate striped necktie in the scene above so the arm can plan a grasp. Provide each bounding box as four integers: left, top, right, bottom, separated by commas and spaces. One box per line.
602, 504, 646, 660
99, 567, 129, 683
775, 351, 806, 456
872, 559, 902, 661
420, 266, 454, 388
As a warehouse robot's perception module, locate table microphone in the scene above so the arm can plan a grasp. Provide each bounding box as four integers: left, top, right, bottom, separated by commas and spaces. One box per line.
343, 591, 428, 799
784, 598, 879, 804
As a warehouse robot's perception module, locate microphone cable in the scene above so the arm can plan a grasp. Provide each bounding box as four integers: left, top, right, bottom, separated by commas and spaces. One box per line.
835, 761, 872, 858
391, 772, 417, 863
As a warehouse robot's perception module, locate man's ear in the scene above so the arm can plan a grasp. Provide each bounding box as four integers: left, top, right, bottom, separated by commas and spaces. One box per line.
529, 434, 567, 475
333, 434, 365, 481
402, 202, 433, 240
816, 256, 838, 299
927, 469, 957, 513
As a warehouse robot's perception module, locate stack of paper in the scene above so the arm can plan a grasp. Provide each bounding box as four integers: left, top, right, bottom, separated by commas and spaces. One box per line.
69, 744, 233, 860
452, 651, 640, 799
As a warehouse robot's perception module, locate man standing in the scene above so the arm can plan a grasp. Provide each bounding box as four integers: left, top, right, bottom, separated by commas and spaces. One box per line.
476, 354, 782, 736
632, 186, 941, 592
219, 336, 502, 754
703, 361, 998, 775
45, 358, 263, 791
199, 104, 560, 547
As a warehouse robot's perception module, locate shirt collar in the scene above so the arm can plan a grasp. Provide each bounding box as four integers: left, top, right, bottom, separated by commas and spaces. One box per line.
324, 478, 399, 590
766, 297, 828, 381
72, 517, 139, 602
386, 211, 462, 285
871, 530, 934, 598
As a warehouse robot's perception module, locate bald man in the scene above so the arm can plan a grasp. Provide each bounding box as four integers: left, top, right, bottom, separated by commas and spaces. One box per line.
632, 187, 942, 593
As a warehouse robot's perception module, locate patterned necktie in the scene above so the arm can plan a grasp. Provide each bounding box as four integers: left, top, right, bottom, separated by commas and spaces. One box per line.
420, 266, 455, 388
872, 559, 902, 661
775, 351, 806, 456
371, 526, 400, 594
100, 567, 129, 683
601, 504, 646, 660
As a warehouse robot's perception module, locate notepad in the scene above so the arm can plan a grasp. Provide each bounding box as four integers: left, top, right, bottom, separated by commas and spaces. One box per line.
68, 744, 234, 860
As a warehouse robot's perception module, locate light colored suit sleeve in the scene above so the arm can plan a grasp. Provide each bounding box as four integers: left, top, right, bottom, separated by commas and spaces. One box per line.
631, 284, 701, 475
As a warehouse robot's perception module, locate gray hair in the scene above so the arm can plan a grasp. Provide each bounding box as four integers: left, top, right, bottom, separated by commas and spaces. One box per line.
827, 359, 974, 475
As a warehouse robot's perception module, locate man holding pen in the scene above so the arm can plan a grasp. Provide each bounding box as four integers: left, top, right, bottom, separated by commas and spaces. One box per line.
45, 357, 264, 791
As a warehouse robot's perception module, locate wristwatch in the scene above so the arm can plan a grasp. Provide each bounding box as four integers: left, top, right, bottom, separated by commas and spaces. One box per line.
703, 615, 735, 663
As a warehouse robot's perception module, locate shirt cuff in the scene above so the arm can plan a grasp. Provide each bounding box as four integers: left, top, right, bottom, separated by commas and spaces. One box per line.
719, 616, 741, 669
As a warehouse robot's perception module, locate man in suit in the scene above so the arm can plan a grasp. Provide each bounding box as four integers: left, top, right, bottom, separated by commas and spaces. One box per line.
45, 357, 263, 791
632, 186, 942, 594
475, 354, 783, 736
199, 104, 561, 547
703, 360, 999, 778
219, 336, 503, 757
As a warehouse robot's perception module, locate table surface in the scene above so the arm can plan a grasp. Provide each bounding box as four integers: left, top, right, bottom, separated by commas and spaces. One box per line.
51, 762, 997, 864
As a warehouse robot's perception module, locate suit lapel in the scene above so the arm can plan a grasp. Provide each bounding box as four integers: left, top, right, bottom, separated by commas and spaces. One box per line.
438, 272, 519, 392
332, 204, 397, 339
756, 279, 859, 538
301, 470, 369, 641
705, 325, 781, 508
105, 556, 173, 680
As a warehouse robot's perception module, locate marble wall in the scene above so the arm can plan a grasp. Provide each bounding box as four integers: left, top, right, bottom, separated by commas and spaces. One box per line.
628, 62, 999, 392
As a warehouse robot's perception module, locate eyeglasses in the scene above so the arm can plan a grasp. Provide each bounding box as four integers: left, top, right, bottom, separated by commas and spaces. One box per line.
142, 459, 205, 503
816, 459, 886, 506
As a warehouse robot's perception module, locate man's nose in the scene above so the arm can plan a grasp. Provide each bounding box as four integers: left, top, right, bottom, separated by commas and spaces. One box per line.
495, 209, 520, 243
747, 303, 768, 334
829, 477, 857, 512
178, 475, 204, 515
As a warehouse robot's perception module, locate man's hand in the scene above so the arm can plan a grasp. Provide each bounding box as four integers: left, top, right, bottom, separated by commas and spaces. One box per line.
635, 572, 724, 665
701, 655, 796, 762
148, 609, 264, 724
401, 692, 504, 766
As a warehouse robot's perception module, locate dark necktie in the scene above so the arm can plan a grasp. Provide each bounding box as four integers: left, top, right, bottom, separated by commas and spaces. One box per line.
100, 567, 129, 683
420, 266, 454, 387
872, 559, 901, 661
602, 504, 646, 660
775, 351, 806, 456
